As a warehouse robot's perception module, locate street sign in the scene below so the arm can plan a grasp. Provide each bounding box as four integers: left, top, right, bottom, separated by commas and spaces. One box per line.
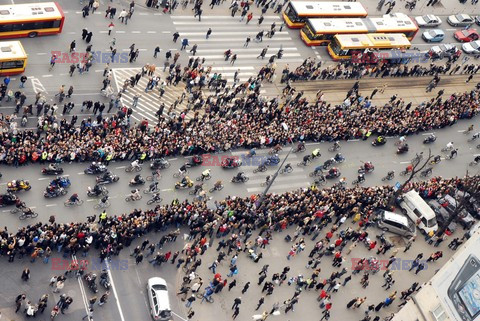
394, 182, 401, 191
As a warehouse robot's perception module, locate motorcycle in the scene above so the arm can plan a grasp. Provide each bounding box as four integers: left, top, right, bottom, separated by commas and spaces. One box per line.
44, 187, 67, 198
381, 172, 395, 181
84, 273, 98, 293
221, 159, 242, 169
325, 170, 341, 179
185, 156, 203, 168
294, 144, 305, 153
253, 164, 267, 173
358, 165, 375, 174
175, 181, 193, 189
7, 180, 31, 193
87, 185, 109, 197
265, 157, 280, 166
423, 135, 436, 144
372, 139, 386, 147
147, 194, 163, 205
42, 167, 64, 175
100, 271, 110, 290
396, 145, 409, 154
84, 164, 107, 175
129, 177, 145, 186
231, 174, 249, 183
150, 158, 171, 170
334, 154, 345, 163
96, 174, 120, 185
50, 177, 71, 189
0, 193, 18, 207
322, 158, 336, 170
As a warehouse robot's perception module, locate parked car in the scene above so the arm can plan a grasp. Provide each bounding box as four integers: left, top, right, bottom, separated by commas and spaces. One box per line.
422, 29, 445, 42
375, 209, 416, 237
438, 194, 475, 230
462, 40, 480, 54
147, 277, 172, 321
428, 44, 461, 59
454, 190, 480, 219
428, 199, 458, 233
454, 29, 480, 42
475, 15, 480, 26
447, 14, 474, 27
415, 15, 442, 27
397, 190, 438, 234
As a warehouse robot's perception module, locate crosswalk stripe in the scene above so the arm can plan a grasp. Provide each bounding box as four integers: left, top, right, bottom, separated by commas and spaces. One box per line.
178, 31, 290, 36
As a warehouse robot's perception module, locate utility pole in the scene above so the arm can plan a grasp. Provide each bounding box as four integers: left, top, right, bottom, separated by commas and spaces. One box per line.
256, 146, 294, 211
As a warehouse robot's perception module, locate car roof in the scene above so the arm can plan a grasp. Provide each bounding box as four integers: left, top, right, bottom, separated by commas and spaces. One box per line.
381, 209, 410, 226
425, 14, 438, 20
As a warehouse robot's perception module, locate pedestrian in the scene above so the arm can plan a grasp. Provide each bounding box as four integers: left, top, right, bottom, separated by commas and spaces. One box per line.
82, 308, 94, 320
232, 297, 242, 310
82, 28, 88, 40
19, 75, 27, 88
232, 306, 240, 319
70, 40, 76, 53
241, 282, 250, 294
246, 12, 253, 24
173, 32, 180, 42
86, 31, 93, 43
108, 22, 115, 35
206, 28, 212, 39
256, 296, 265, 310
228, 279, 237, 291
190, 44, 198, 56
154, 46, 160, 58
21, 268, 30, 281
185, 294, 196, 308
98, 291, 110, 306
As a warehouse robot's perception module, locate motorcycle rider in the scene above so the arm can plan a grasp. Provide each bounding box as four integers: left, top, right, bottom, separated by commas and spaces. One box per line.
148, 181, 159, 193
363, 161, 374, 171
193, 183, 203, 194
334, 153, 344, 162
302, 154, 312, 166
386, 170, 395, 179
473, 155, 480, 165
201, 169, 211, 181
68, 193, 79, 204
296, 141, 305, 152
445, 141, 454, 151
311, 148, 321, 159
129, 189, 141, 200
313, 165, 323, 176
226, 157, 236, 167
398, 143, 409, 153
426, 133, 436, 142
247, 148, 256, 157
181, 176, 193, 187
90, 184, 103, 196
449, 148, 458, 159
46, 184, 58, 196
101, 171, 114, 183
48, 163, 60, 172
213, 180, 223, 190
90, 162, 101, 173
235, 172, 246, 181
192, 155, 202, 165
150, 192, 162, 202
268, 153, 280, 164
99, 195, 109, 206
432, 155, 441, 164
131, 174, 144, 185
357, 173, 365, 183
131, 159, 141, 171
328, 167, 339, 177
178, 163, 188, 176
283, 163, 292, 172
375, 136, 386, 145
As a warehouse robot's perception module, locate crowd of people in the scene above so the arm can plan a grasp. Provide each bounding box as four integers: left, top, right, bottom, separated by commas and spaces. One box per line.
1, 68, 478, 166
4, 174, 479, 319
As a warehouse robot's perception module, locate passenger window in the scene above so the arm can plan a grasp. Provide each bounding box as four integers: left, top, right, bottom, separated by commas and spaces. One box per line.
413, 208, 422, 218
421, 218, 427, 226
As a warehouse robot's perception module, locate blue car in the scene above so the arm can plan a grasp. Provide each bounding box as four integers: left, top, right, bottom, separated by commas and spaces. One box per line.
422, 29, 445, 42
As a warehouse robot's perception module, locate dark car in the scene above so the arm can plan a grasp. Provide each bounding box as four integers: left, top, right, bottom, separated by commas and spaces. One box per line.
438, 195, 475, 230
428, 199, 458, 233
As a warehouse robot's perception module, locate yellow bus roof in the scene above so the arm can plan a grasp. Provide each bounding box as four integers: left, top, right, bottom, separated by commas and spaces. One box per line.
333, 33, 411, 49
0, 41, 27, 60
290, 1, 367, 16
0, 2, 62, 22
307, 13, 417, 34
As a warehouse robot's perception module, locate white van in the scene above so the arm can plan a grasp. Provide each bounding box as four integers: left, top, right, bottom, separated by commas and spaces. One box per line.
398, 190, 438, 234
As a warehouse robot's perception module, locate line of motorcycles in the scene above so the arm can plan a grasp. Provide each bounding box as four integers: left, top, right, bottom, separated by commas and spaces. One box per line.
83, 270, 110, 294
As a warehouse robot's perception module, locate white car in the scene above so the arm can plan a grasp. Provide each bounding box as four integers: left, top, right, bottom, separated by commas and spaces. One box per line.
447, 14, 474, 27
415, 15, 442, 27
462, 40, 480, 54
147, 277, 172, 321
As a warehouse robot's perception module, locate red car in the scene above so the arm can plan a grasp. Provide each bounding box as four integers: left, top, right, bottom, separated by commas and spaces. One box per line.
454, 29, 480, 42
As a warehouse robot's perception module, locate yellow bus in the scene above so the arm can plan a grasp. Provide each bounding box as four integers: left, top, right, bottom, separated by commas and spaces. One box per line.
283, 1, 367, 29
301, 13, 419, 46
327, 33, 411, 61
0, 41, 27, 75
0, 2, 65, 39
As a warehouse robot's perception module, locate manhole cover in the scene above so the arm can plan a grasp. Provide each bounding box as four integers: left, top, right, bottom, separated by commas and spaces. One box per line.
388, 235, 406, 247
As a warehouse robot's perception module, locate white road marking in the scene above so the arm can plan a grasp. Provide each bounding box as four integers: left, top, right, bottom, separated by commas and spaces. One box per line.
162, 31, 171, 33
131, 31, 141, 33
77, 172, 85, 175
116, 31, 126, 34
36, 53, 47, 55
400, 161, 411, 164
115, 166, 126, 169
147, 31, 157, 33
105, 261, 127, 321
45, 204, 57, 207
38, 177, 49, 180
72, 255, 90, 317
422, 132, 434, 135
42, 75, 53, 78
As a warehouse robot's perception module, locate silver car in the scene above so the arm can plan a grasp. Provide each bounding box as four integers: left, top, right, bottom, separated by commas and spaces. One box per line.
462, 40, 480, 54
147, 277, 172, 321
415, 15, 442, 27
447, 14, 474, 27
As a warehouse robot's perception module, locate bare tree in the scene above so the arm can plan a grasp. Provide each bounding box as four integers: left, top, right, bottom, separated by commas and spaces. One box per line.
389, 149, 433, 206
436, 173, 480, 236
